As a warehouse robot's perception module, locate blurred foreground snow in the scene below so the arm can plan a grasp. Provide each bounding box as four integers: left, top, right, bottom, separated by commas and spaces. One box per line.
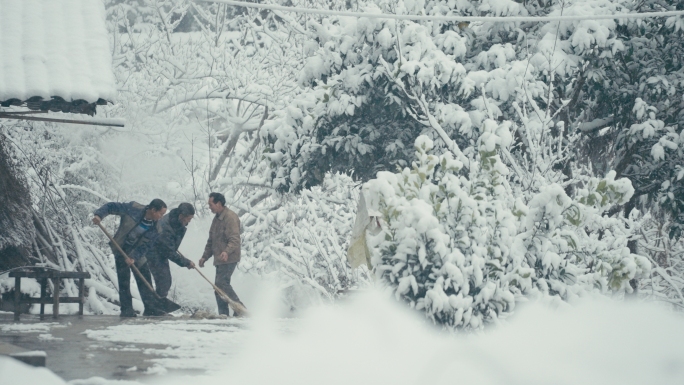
2, 291, 683, 385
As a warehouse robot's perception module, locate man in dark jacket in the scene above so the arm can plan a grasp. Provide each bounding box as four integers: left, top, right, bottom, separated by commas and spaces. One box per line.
148, 203, 196, 299
92, 199, 167, 317
199, 192, 244, 316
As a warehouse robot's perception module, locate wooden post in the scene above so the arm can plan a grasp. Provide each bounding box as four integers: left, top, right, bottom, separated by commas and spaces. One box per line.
52, 278, 60, 319
14, 277, 21, 322
40, 279, 47, 320
78, 278, 85, 316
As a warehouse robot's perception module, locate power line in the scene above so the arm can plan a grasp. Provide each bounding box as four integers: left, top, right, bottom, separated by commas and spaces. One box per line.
198, 0, 684, 23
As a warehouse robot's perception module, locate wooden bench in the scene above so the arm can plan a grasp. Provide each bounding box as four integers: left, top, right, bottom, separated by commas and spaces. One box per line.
8, 268, 91, 321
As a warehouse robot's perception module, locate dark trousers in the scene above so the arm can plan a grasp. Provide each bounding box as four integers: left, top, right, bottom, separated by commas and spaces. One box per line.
149, 258, 172, 298
113, 251, 159, 314
215, 263, 243, 315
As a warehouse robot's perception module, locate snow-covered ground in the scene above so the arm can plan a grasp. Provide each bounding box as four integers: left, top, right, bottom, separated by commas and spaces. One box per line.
83, 318, 252, 371
2, 291, 684, 385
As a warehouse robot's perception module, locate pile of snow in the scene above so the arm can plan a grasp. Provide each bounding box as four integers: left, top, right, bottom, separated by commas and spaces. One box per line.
7, 291, 684, 385
0, 356, 65, 385
78, 291, 684, 385
159, 292, 684, 385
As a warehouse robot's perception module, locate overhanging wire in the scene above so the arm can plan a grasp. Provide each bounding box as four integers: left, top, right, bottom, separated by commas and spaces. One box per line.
197, 0, 684, 22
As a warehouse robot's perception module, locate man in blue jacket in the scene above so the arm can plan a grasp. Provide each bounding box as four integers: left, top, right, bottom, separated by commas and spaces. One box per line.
148, 203, 196, 299
92, 199, 167, 317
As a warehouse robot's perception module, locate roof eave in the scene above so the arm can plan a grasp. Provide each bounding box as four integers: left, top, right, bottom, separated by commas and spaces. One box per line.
0, 96, 110, 116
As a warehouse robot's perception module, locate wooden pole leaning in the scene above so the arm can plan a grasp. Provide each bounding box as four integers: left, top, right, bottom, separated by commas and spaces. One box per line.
97, 223, 156, 293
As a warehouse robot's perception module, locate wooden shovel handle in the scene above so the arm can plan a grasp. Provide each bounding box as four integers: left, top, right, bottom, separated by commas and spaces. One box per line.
96, 222, 159, 298
194, 265, 227, 297
177, 251, 248, 316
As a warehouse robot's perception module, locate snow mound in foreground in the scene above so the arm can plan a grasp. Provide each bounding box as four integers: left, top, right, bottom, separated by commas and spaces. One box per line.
0, 356, 65, 385
5, 292, 684, 385
160, 292, 684, 385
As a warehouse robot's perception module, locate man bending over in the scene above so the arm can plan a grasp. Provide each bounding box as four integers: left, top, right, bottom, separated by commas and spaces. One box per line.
149, 203, 196, 298
93, 199, 167, 317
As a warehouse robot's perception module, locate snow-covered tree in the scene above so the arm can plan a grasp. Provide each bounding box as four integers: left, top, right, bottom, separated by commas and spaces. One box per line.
572, 2, 684, 239
368, 133, 650, 329
253, 0, 665, 325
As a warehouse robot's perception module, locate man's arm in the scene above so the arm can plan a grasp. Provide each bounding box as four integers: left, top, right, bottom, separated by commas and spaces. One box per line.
168, 251, 193, 268
156, 233, 192, 267
93, 202, 130, 224
222, 213, 240, 260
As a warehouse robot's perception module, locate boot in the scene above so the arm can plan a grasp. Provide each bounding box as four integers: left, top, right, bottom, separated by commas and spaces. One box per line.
120, 309, 137, 318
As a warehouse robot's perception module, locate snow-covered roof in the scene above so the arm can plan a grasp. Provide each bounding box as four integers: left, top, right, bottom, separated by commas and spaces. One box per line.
0, 0, 116, 113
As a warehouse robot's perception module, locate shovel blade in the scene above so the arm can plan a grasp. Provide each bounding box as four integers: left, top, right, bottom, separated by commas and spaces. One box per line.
155, 297, 181, 314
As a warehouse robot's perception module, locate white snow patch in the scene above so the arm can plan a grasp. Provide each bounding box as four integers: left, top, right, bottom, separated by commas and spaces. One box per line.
37, 333, 64, 341
68, 378, 142, 385
0, 356, 65, 385
84, 319, 254, 371
10, 350, 46, 357
0, 323, 56, 333
144, 365, 168, 375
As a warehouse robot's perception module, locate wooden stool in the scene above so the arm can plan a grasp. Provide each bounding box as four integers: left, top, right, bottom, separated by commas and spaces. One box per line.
8, 268, 91, 321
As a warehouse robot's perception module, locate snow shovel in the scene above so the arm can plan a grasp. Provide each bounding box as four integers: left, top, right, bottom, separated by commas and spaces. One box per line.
96, 223, 181, 314
178, 251, 249, 317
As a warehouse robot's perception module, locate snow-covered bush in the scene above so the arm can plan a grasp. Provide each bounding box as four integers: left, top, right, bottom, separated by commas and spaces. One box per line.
239, 173, 368, 308
252, 0, 682, 318
367, 134, 650, 329
367, 130, 520, 329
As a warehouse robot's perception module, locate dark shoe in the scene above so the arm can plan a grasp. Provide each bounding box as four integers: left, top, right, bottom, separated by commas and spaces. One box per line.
120, 310, 137, 318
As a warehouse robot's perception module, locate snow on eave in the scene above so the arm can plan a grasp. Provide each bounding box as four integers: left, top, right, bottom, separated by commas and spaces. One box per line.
0, 0, 117, 107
